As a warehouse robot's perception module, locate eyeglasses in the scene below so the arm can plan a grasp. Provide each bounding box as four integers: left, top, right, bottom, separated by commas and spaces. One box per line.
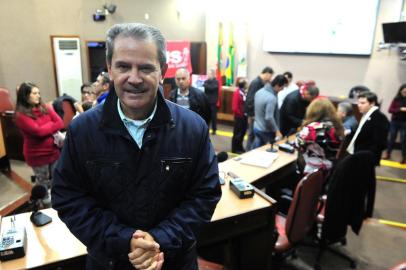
82, 91, 96, 95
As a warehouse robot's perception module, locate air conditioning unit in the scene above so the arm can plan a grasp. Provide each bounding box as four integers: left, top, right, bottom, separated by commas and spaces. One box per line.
52, 37, 83, 101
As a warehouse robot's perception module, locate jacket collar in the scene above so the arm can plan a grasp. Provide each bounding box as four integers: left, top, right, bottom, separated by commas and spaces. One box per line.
264, 84, 276, 96
100, 85, 173, 134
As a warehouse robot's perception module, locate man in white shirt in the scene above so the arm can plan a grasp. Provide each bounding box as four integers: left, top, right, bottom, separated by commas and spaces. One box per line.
278, 71, 298, 109
346, 90, 389, 165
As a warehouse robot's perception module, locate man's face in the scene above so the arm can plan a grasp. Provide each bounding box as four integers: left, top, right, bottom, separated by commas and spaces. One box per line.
337, 107, 346, 120
108, 36, 164, 120
93, 75, 105, 96
175, 69, 190, 91
263, 72, 273, 83
273, 84, 284, 93
302, 90, 315, 102
357, 97, 374, 114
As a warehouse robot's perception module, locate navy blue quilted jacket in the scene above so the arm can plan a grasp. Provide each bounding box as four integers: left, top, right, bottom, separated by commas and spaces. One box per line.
52, 88, 221, 270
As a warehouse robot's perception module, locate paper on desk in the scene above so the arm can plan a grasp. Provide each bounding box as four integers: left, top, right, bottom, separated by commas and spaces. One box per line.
239, 151, 278, 168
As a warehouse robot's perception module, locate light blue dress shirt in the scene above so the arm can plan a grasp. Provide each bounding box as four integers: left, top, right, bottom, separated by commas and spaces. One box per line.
117, 99, 157, 148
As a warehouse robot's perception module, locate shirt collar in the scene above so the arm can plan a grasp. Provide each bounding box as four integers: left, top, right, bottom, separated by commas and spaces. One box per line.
362, 106, 378, 121
177, 88, 189, 97
117, 99, 157, 127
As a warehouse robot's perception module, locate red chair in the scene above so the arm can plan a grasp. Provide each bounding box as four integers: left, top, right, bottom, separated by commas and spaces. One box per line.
0, 88, 14, 112
0, 87, 15, 171
274, 169, 324, 257
61, 100, 76, 129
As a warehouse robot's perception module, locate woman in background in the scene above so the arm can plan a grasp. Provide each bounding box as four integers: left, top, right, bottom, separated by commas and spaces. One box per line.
231, 78, 248, 153
15, 82, 64, 189
385, 84, 406, 164
296, 98, 344, 175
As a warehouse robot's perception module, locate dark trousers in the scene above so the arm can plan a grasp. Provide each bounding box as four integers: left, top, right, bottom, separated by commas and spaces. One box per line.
209, 104, 217, 132
232, 115, 248, 153
246, 116, 255, 151
252, 128, 276, 149
387, 120, 406, 157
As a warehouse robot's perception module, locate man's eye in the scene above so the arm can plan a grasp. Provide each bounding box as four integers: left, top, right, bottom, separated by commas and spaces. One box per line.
140, 66, 156, 73
116, 64, 130, 71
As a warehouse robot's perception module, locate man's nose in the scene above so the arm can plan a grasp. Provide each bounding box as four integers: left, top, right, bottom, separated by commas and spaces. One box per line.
128, 69, 143, 84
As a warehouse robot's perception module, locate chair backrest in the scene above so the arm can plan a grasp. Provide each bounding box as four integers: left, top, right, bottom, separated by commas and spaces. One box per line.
0, 88, 15, 112
335, 135, 351, 161
285, 169, 324, 244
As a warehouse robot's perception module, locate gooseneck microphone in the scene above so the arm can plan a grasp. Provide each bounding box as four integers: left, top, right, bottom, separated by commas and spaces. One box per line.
266, 138, 278, 153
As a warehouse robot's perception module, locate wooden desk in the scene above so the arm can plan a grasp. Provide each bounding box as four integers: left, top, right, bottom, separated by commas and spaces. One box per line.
0, 208, 86, 270
219, 143, 297, 189
0, 153, 290, 270
199, 183, 276, 270
217, 86, 235, 123
0, 192, 274, 270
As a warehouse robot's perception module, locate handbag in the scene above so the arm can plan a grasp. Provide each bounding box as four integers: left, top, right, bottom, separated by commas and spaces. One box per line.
53, 131, 66, 148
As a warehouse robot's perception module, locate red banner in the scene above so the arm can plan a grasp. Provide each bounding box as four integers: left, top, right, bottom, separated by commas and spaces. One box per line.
164, 41, 192, 78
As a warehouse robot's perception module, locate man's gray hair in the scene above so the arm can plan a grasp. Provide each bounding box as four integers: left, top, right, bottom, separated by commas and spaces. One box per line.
307, 85, 319, 98
338, 101, 353, 116
106, 23, 167, 71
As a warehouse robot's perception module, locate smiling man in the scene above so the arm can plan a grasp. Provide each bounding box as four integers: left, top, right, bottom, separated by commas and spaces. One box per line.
52, 23, 221, 270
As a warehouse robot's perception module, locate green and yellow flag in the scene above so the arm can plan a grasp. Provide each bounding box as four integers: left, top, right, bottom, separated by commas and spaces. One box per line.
226, 25, 235, 86
225, 25, 235, 86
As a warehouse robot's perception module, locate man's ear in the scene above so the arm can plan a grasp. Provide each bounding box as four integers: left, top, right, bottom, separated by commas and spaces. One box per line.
160, 63, 168, 83
107, 63, 112, 80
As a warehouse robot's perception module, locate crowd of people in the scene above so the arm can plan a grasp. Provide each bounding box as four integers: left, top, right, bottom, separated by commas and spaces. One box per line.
224, 67, 404, 170
15, 60, 405, 198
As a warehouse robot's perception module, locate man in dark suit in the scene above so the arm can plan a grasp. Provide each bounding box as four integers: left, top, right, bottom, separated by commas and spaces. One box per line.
279, 83, 319, 136
346, 91, 389, 166
169, 68, 211, 125
203, 69, 219, 134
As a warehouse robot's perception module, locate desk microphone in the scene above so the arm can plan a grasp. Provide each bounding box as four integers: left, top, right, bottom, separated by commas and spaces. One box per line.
30, 184, 52, 227
266, 138, 278, 153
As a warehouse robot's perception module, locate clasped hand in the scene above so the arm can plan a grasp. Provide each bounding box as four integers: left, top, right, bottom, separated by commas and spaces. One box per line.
128, 230, 164, 270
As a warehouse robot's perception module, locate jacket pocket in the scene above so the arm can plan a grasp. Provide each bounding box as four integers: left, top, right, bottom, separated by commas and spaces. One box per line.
161, 158, 192, 182
85, 159, 126, 201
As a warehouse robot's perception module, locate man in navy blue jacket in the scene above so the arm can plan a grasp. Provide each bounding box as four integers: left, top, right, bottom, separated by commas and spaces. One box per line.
52, 23, 221, 270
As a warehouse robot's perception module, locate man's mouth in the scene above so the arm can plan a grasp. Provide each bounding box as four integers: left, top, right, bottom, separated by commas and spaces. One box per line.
124, 88, 147, 94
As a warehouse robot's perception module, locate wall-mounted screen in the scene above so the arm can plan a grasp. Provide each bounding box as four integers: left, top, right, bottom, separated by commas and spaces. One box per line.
262, 0, 380, 55
382, 22, 406, 43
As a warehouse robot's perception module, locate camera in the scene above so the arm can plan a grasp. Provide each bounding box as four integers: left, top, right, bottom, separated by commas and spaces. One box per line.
93, 10, 106, 22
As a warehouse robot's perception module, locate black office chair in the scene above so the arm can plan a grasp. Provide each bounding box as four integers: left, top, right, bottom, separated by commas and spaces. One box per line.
313, 151, 376, 270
